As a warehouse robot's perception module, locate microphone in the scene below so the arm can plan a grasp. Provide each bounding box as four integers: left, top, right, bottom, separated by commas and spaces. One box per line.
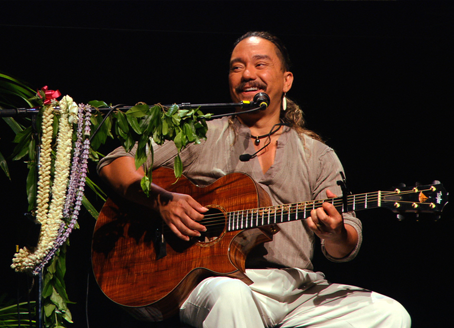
247, 92, 270, 110
239, 141, 270, 162
239, 153, 253, 162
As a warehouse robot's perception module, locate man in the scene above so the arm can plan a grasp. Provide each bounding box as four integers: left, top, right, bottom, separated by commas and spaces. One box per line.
98, 31, 410, 327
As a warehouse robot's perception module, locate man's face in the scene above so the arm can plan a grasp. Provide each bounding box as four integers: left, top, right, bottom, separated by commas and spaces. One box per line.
229, 36, 293, 113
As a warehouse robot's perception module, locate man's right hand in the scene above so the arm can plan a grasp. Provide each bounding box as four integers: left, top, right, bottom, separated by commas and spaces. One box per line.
157, 192, 208, 241
99, 156, 208, 241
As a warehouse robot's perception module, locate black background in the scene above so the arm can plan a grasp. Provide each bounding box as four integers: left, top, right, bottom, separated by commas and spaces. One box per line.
1, 1, 453, 327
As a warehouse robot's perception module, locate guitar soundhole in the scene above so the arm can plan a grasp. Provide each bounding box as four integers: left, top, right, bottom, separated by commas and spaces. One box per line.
196, 206, 226, 245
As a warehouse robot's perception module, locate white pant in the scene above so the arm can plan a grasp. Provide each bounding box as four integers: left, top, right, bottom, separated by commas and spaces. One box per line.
180, 268, 411, 328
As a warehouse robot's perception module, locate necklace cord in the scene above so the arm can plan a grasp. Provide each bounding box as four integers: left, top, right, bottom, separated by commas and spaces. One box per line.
240, 122, 286, 161
251, 122, 285, 145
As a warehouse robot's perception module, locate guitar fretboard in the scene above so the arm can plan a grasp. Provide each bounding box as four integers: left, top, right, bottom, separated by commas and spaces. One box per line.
226, 191, 385, 231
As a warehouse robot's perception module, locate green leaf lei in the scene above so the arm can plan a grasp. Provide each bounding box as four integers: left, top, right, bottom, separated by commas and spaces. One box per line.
90, 102, 212, 196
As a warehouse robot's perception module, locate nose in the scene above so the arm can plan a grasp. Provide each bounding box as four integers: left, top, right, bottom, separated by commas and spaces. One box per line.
242, 64, 257, 81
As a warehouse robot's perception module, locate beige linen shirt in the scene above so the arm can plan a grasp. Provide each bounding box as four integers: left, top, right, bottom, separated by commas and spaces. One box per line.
98, 117, 362, 270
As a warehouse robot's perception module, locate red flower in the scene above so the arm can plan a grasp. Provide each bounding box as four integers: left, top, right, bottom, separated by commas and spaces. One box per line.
38, 86, 61, 105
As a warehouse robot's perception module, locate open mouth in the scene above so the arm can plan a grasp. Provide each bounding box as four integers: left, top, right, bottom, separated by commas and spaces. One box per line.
235, 83, 267, 99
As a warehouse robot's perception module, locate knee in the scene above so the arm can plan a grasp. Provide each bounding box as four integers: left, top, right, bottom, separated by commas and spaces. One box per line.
206, 277, 253, 304
372, 293, 411, 328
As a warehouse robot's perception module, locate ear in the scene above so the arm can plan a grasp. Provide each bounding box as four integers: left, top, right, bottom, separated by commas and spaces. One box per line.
283, 71, 294, 93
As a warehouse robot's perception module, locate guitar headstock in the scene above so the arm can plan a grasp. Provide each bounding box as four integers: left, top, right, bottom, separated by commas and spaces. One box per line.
381, 181, 449, 220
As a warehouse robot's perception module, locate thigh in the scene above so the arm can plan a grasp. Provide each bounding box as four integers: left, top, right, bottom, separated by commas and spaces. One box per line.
278, 283, 411, 328
180, 276, 267, 328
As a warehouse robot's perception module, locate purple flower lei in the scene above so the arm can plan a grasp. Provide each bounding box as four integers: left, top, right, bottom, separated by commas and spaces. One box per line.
33, 104, 92, 274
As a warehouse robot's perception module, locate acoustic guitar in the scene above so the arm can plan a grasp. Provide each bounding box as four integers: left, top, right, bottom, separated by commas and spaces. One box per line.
91, 167, 448, 321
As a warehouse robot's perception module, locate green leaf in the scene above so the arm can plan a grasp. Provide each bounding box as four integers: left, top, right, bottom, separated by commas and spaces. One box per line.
26, 159, 37, 211
85, 176, 107, 199
94, 115, 111, 148
88, 147, 100, 162
50, 287, 66, 311
47, 256, 57, 274
177, 109, 190, 118
103, 114, 114, 140
126, 104, 149, 118
82, 194, 100, 219
12, 125, 32, 144
42, 276, 53, 299
165, 104, 179, 117
0, 151, 10, 180
116, 111, 129, 134
2, 116, 24, 134
126, 113, 142, 135
52, 114, 59, 139
90, 114, 109, 151
57, 247, 67, 277
44, 303, 56, 318
152, 120, 164, 145
139, 113, 153, 135
142, 105, 162, 135
61, 308, 73, 323
183, 122, 197, 142
135, 135, 149, 169
123, 131, 135, 152
171, 112, 181, 126
173, 130, 185, 152
174, 154, 183, 178
11, 126, 32, 161
88, 100, 109, 108
115, 119, 128, 141
0, 72, 36, 108
140, 176, 150, 197
161, 117, 169, 136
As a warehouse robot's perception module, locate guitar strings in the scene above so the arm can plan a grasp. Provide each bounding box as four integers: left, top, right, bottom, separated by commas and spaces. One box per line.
160, 188, 431, 232
198, 189, 427, 229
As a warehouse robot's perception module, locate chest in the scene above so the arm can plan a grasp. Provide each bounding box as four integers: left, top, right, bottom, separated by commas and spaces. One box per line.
253, 137, 279, 174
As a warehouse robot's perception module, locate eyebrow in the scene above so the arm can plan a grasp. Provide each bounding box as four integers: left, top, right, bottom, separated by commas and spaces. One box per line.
230, 54, 272, 66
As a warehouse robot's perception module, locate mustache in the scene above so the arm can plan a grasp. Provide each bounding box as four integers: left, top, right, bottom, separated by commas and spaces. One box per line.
235, 81, 267, 93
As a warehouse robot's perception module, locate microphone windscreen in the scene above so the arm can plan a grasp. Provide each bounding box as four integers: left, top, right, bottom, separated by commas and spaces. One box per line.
239, 154, 252, 162
253, 92, 270, 109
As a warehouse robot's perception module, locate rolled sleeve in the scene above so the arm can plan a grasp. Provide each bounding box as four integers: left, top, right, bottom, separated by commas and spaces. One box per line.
321, 211, 363, 262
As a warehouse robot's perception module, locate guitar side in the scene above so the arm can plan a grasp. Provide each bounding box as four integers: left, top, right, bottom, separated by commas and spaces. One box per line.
91, 167, 273, 321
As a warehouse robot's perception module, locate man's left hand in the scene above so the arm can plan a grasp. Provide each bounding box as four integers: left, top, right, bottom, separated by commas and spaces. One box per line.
307, 190, 357, 259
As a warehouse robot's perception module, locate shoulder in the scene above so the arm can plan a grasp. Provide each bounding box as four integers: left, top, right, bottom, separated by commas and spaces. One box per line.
291, 131, 336, 159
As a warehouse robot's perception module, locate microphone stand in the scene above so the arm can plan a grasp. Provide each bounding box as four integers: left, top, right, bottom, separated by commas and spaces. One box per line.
0, 101, 261, 117
0, 102, 265, 144
1, 92, 270, 141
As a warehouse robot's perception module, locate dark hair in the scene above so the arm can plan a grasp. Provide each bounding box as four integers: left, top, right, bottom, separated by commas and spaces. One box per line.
233, 31, 292, 72
232, 31, 322, 142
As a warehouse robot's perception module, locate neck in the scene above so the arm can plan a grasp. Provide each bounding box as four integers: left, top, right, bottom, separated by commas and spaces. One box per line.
237, 108, 281, 135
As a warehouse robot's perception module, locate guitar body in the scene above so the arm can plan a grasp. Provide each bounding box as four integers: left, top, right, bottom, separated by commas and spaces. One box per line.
91, 167, 274, 321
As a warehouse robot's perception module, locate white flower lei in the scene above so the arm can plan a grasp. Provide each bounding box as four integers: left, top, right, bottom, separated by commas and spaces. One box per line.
11, 96, 75, 273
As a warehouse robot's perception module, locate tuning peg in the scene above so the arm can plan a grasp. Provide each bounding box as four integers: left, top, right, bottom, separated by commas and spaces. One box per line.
432, 180, 441, 185
396, 213, 405, 221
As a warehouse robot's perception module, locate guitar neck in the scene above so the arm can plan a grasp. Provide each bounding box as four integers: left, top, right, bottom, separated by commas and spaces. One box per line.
226, 191, 385, 232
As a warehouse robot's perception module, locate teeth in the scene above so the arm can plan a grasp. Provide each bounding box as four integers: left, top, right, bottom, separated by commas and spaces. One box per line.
244, 87, 258, 91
